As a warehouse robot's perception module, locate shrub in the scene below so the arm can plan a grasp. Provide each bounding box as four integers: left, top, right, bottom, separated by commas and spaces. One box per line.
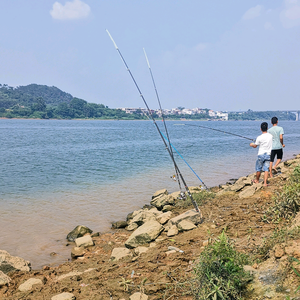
193, 232, 252, 300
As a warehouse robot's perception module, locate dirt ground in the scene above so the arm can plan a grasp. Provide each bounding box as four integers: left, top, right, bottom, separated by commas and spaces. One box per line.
1, 157, 300, 300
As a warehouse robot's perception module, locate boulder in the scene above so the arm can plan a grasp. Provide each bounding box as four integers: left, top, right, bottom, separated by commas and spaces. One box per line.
177, 220, 197, 231
150, 194, 175, 210
18, 278, 43, 292
156, 211, 172, 224
66, 225, 92, 242
0, 250, 31, 274
71, 247, 86, 258
111, 221, 127, 229
51, 292, 76, 300
168, 209, 202, 227
75, 235, 94, 248
162, 205, 174, 212
167, 225, 179, 237
227, 182, 245, 192
239, 185, 257, 198
128, 210, 159, 227
125, 220, 164, 249
0, 270, 11, 287
152, 189, 168, 199
111, 247, 132, 261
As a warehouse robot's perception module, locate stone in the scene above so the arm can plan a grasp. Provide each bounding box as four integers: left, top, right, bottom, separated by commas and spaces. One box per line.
130, 292, 148, 300
156, 211, 172, 224
177, 220, 197, 231
203, 240, 209, 246
151, 194, 175, 210
274, 245, 285, 258
75, 235, 94, 248
111, 221, 127, 229
66, 225, 92, 242
111, 247, 132, 261
227, 182, 245, 192
0, 250, 31, 274
166, 250, 176, 256
239, 185, 257, 198
126, 222, 139, 231
0, 270, 11, 287
125, 220, 164, 249
167, 225, 178, 237
168, 209, 202, 227
18, 278, 43, 292
134, 247, 149, 255
152, 189, 168, 199
71, 247, 86, 258
162, 205, 174, 212
51, 292, 76, 300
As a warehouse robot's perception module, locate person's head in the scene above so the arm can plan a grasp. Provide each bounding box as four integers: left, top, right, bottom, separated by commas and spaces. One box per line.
271, 116, 278, 125
261, 122, 268, 132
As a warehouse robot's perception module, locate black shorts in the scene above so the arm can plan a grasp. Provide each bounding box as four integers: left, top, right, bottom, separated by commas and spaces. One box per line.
270, 149, 283, 162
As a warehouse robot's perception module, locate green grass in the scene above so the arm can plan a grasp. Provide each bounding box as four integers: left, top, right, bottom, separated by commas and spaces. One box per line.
192, 232, 252, 300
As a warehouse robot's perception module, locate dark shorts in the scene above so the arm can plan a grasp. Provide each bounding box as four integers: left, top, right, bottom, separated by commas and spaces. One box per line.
270, 149, 283, 162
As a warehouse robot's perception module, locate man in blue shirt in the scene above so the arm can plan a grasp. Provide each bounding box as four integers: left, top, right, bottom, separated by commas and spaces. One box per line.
268, 117, 285, 177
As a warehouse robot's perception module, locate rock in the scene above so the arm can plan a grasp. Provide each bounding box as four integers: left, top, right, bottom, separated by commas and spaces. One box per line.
0, 250, 31, 274
168, 209, 202, 227
51, 292, 76, 300
71, 247, 86, 258
167, 225, 179, 237
128, 211, 159, 227
66, 225, 93, 242
177, 220, 197, 231
74, 235, 94, 248
111, 221, 127, 229
125, 220, 164, 249
156, 211, 172, 224
162, 205, 174, 212
227, 182, 245, 192
126, 222, 139, 231
166, 250, 177, 256
152, 189, 168, 199
18, 278, 43, 292
0, 270, 11, 287
130, 292, 148, 300
203, 240, 209, 246
91, 232, 100, 237
169, 191, 181, 199
151, 194, 175, 210
134, 247, 149, 255
274, 245, 285, 258
111, 247, 132, 261
239, 185, 257, 198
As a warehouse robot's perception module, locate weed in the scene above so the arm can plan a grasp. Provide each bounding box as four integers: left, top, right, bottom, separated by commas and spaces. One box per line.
193, 231, 252, 300
175, 190, 215, 209
290, 257, 300, 292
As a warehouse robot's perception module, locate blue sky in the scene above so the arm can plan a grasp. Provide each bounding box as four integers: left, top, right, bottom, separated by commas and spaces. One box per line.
0, 0, 299, 111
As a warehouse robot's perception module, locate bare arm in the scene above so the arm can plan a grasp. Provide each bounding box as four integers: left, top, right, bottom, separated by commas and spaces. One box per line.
280, 134, 285, 147
250, 143, 257, 148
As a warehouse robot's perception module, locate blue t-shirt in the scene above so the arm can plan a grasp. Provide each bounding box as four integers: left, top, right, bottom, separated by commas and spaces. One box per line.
268, 126, 284, 150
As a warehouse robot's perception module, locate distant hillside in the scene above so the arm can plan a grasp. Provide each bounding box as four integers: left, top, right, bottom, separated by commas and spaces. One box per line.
0, 83, 73, 108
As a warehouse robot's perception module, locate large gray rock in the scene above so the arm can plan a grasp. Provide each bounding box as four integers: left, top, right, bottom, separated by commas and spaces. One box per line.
156, 211, 172, 224
18, 278, 43, 292
150, 194, 175, 210
125, 220, 164, 249
0, 250, 31, 274
75, 235, 94, 248
111, 247, 132, 261
168, 209, 202, 227
111, 220, 127, 229
177, 220, 197, 231
152, 189, 168, 199
227, 182, 245, 192
66, 225, 93, 242
0, 270, 11, 287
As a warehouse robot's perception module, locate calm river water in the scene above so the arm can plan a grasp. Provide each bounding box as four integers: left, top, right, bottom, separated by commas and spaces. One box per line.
1, 119, 299, 268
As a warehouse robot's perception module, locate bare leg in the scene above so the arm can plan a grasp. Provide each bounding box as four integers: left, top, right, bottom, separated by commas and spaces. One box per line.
253, 171, 261, 183
269, 161, 273, 178
274, 159, 282, 169
263, 171, 269, 186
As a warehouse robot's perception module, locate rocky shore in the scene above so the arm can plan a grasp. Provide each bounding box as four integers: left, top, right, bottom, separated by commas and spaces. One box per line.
1, 154, 300, 299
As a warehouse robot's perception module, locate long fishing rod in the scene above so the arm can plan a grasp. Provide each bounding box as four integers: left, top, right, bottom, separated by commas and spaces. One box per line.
143, 48, 183, 195
106, 30, 201, 214
179, 123, 255, 142
143, 48, 208, 190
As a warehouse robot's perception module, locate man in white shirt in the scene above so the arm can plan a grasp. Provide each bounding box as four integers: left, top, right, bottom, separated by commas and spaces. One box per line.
268, 116, 285, 177
250, 122, 273, 186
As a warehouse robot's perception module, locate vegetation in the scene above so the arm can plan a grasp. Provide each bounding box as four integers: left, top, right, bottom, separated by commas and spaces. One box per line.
193, 232, 252, 300
229, 109, 295, 121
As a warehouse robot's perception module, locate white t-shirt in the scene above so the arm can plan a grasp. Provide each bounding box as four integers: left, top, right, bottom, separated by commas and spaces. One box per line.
255, 132, 273, 155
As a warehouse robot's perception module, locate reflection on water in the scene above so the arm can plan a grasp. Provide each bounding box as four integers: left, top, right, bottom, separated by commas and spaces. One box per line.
0, 119, 299, 268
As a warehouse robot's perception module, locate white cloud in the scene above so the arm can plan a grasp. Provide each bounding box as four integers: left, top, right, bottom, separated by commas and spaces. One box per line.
50, 0, 91, 20
264, 22, 274, 30
280, 0, 300, 28
242, 5, 263, 20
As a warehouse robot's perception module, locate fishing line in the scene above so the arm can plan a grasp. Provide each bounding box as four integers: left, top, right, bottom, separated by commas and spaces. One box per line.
179, 123, 255, 142
143, 48, 183, 195
143, 48, 208, 190
106, 29, 201, 214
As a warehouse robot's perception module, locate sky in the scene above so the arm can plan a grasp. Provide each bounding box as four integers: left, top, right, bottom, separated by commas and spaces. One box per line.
0, 0, 299, 111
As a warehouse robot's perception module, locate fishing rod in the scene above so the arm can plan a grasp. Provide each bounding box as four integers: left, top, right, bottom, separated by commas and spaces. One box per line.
106, 30, 201, 214
143, 48, 183, 195
143, 48, 208, 190
179, 123, 255, 142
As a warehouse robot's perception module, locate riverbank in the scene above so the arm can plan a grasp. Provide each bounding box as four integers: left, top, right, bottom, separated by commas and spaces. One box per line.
1, 154, 300, 299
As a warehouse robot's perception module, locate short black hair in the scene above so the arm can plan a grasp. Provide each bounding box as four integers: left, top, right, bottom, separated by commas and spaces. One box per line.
261, 122, 268, 132
271, 116, 278, 124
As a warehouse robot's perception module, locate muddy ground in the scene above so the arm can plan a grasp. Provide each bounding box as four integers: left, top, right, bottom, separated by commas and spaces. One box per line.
1, 156, 300, 300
